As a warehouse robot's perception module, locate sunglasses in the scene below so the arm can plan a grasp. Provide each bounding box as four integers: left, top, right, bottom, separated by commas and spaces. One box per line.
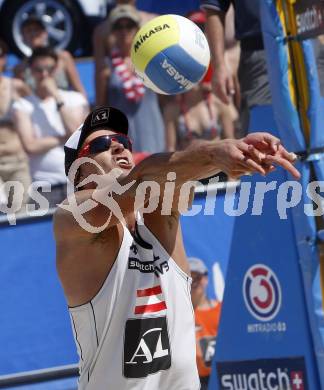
78, 134, 132, 158
113, 21, 137, 31
32, 65, 56, 74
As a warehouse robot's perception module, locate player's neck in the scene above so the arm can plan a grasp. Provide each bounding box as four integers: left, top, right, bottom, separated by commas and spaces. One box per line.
125, 213, 136, 233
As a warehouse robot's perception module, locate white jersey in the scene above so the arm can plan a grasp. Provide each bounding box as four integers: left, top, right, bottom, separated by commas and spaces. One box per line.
68, 219, 200, 390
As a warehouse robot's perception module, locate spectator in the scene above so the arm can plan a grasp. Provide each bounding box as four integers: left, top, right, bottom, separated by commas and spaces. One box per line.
12, 47, 88, 208
14, 16, 86, 97
93, 0, 156, 105
164, 83, 237, 152
164, 10, 238, 152
100, 5, 165, 153
189, 257, 222, 390
0, 39, 31, 213
201, 0, 272, 133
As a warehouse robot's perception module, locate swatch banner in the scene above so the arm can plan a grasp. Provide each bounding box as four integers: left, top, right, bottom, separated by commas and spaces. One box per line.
294, 0, 324, 40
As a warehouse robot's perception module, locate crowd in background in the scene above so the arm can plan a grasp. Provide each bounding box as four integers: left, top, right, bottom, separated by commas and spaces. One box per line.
0, 0, 242, 214
0, 0, 324, 214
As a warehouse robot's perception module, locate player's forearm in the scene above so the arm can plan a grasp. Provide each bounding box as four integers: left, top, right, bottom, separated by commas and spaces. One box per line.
131, 140, 223, 186
205, 9, 227, 69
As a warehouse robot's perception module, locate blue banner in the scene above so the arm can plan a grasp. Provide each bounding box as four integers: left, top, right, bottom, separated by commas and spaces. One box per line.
209, 1, 324, 387
209, 106, 321, 389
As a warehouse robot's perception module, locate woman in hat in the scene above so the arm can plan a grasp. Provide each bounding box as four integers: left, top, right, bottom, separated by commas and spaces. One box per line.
99, 5, 165, 154
14, 16, 86, 97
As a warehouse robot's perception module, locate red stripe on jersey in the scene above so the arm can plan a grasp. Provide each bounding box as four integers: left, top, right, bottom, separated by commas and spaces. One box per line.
134, 301, 167, 314
137, 285, 162, 297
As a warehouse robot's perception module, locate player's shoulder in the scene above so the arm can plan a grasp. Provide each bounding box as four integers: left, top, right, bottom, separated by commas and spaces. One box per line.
53, 200, 77, 241
53, 194, 122, 244
53, 196, 91, 243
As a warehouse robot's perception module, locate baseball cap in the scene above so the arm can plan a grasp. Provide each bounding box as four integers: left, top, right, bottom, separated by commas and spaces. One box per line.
108, 4, 141, 28
64, 106, 129, 176
188, 257, 208, 275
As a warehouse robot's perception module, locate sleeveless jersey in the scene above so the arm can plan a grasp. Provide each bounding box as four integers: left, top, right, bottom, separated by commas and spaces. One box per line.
68, 220, 200, 390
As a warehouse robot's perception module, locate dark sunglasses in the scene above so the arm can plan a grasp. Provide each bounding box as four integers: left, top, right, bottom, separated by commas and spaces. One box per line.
32, 65, 56, 74
113, 21, 137, 31
78, 134, 132, 158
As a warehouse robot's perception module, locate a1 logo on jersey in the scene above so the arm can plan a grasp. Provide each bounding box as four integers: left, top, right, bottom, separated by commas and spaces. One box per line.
123, 316, 171, 378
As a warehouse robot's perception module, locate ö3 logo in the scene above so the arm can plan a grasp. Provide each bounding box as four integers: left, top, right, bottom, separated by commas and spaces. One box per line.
243, 264, 282, 322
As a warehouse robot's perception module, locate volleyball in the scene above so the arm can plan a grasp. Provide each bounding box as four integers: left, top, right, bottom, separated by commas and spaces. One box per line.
131, 14, 210, 95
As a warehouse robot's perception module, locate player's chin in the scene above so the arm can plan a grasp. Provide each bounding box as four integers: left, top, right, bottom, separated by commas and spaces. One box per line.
116, 164, 134, 176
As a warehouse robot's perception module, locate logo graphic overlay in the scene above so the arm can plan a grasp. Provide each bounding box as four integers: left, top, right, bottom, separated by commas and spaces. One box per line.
134, 285, 167, 315
217, 357, 308, 390
61, 160, 135, 234
123, 316, 171, 378
243, 264, 282, 322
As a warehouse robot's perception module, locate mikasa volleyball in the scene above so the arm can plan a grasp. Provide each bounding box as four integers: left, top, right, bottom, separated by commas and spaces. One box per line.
131, 14, 210, 95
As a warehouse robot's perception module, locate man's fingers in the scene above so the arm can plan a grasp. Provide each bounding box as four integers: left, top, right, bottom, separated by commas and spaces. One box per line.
241, 157, 266, 175
247, 144, 265, 163
261, 133, 281, 153
235, 151, 266, 175
215, 84, 230, 105
264, 155, 300, 179
237, 141, 260, 157
237, 142, 266, 165
226, 76, 235, 97
244, 133, 281, 154
263, 164, 276, 174
277, 145, 298, 162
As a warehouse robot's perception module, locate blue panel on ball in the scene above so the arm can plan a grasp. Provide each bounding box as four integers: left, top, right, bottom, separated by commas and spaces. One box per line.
145, 44, 206, 94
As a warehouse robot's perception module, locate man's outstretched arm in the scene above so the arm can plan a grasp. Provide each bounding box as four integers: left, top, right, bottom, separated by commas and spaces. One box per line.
57, 135, 298, 233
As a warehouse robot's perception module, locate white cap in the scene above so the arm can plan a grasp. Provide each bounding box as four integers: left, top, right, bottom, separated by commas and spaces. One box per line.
188, 257, 208, 274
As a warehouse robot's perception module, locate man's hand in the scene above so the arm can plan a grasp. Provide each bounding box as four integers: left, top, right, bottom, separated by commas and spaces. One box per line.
243, 132, 300, 179
212, 63, 237, 105
41, 77, 59, 98
212, 139, 268, 178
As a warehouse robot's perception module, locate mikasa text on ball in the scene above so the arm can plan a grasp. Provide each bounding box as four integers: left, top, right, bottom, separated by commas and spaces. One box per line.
131, 14, 210, 95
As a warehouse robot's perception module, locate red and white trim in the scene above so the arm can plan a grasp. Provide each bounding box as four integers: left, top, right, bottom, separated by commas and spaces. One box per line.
134, 285, 167, 315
